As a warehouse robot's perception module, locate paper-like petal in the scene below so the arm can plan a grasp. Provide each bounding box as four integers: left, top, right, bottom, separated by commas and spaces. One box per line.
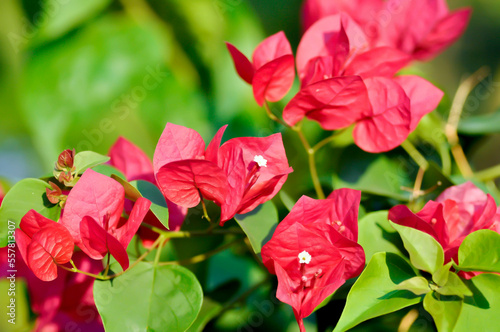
343, 47, 410, 78
252, 31, 293, 69
27, 224, 74, 281
353, 77, 411, 152
388, 204, 441, 242
225, 42, 255, 84
153, 123, 206, 173
283, 76, 370, 129
381, 0, 444, 55
14, 229, 31, 269
394, 75, 444, 131
218, 133, 293, 223
79, 217, 109, 260
19, 209, 54, 238
205, 125, 228, 164
108, 137, 155, 183
296, 14, 353, 80
326, 188, 361, 241
413, 9, 472, 60
252, 55, 295, 106
113, 197, 151, 249
156, 159, 228, 208
61, 169, 124, 244
80, 216, 130, 271
262, 222, 345, 319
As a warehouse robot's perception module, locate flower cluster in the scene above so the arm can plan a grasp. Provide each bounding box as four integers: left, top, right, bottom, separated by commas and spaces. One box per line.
389, 182, 500, 278
153, 123, 293, 224
261, 189, 365, 331
227, 0, 471, 153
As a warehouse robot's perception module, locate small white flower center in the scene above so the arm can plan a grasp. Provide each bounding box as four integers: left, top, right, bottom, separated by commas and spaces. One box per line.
253, 155, 268, 167
298, 250, 311, 264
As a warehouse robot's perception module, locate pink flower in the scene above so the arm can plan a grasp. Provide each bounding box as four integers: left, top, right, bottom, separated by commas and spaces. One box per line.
261, 189, 365, 331
301, 0, 471, 61
15, 210, 74, 281
209, 126, 293, 224
108, 137, 187, 247
61, 169, 151, 270
389, 182, 500, 278
283, 14, 443, 152
226, 31, 295, 106
154, 123, 292, 224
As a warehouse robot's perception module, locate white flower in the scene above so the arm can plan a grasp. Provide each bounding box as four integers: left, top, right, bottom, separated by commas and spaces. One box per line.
253, 155, 268, 167
298, 250, 311, 264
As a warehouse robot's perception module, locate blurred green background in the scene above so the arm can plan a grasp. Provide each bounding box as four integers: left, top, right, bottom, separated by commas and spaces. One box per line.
1, 0, 499, 185
0, 0, 499, 331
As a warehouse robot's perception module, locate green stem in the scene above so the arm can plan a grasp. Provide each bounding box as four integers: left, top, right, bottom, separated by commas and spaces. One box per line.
263, 101, 287, 126
401, 140, 429, 171
154, 235, 167, 267
475, 164, 500, 182
60, 235, 165, 280
200, 198, 212, 222
158, 238, 242, 266
293, 125, 325, 199
312, 129, 346, 152
103, 253, 111, 277
143, 225, 244, 238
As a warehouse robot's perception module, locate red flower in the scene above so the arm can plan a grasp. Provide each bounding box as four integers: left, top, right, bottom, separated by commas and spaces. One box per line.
209, 127, 293, 224
154, 123, 229, 209
108, 137, 187, 247
15, 210, 74, 281
226, 31, 295, 106
154, 123, 293, 224
389, 182, 500, 278
283, 14, 443, 152
301, 0, 471, 60
261, 189, 365, 331
61, 169, 151, 270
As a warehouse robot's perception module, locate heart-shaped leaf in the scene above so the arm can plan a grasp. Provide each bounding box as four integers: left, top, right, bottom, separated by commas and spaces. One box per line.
94, 262, 203, 332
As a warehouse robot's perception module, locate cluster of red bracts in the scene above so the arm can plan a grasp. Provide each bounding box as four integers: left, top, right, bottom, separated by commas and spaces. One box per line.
261, 189, 365, 331
227, 0, 470, 153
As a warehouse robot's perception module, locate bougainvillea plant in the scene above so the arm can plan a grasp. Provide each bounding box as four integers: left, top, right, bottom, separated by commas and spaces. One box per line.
1, 0, 499, 331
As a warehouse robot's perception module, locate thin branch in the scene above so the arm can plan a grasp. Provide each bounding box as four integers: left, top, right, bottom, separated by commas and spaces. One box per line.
445, 67, 490, 178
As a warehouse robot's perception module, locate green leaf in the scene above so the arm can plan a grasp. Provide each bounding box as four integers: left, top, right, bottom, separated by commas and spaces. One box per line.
395, 276, 430, 295
423, 292, 462, 332
432, 261, 454, 287
333, 253, 421, 332
234, 201, 278, 256
454, 274, 500, 332
21, 15, 167, 167
333, 148, 411, 201
390, 221, 444, 274
94, 263, 203, 332
186, 297, 223, 332
131, 180, 169, 229
37, 0, 112, 41
74, 151, 110, 174
457, 109, 500, 135
435, 273, 472, 297
279, 190, 295, 212
358, 211, 406, 262
457, 229, 500, 273
91, 165, 126, 180
0, 179, 60, 247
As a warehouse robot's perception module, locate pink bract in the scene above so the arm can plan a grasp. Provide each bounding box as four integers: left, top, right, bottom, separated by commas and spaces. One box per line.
226, 31, 295, 106
15, 210, 74, 281
389, 182, 500, 278
261, 189, 364, 331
